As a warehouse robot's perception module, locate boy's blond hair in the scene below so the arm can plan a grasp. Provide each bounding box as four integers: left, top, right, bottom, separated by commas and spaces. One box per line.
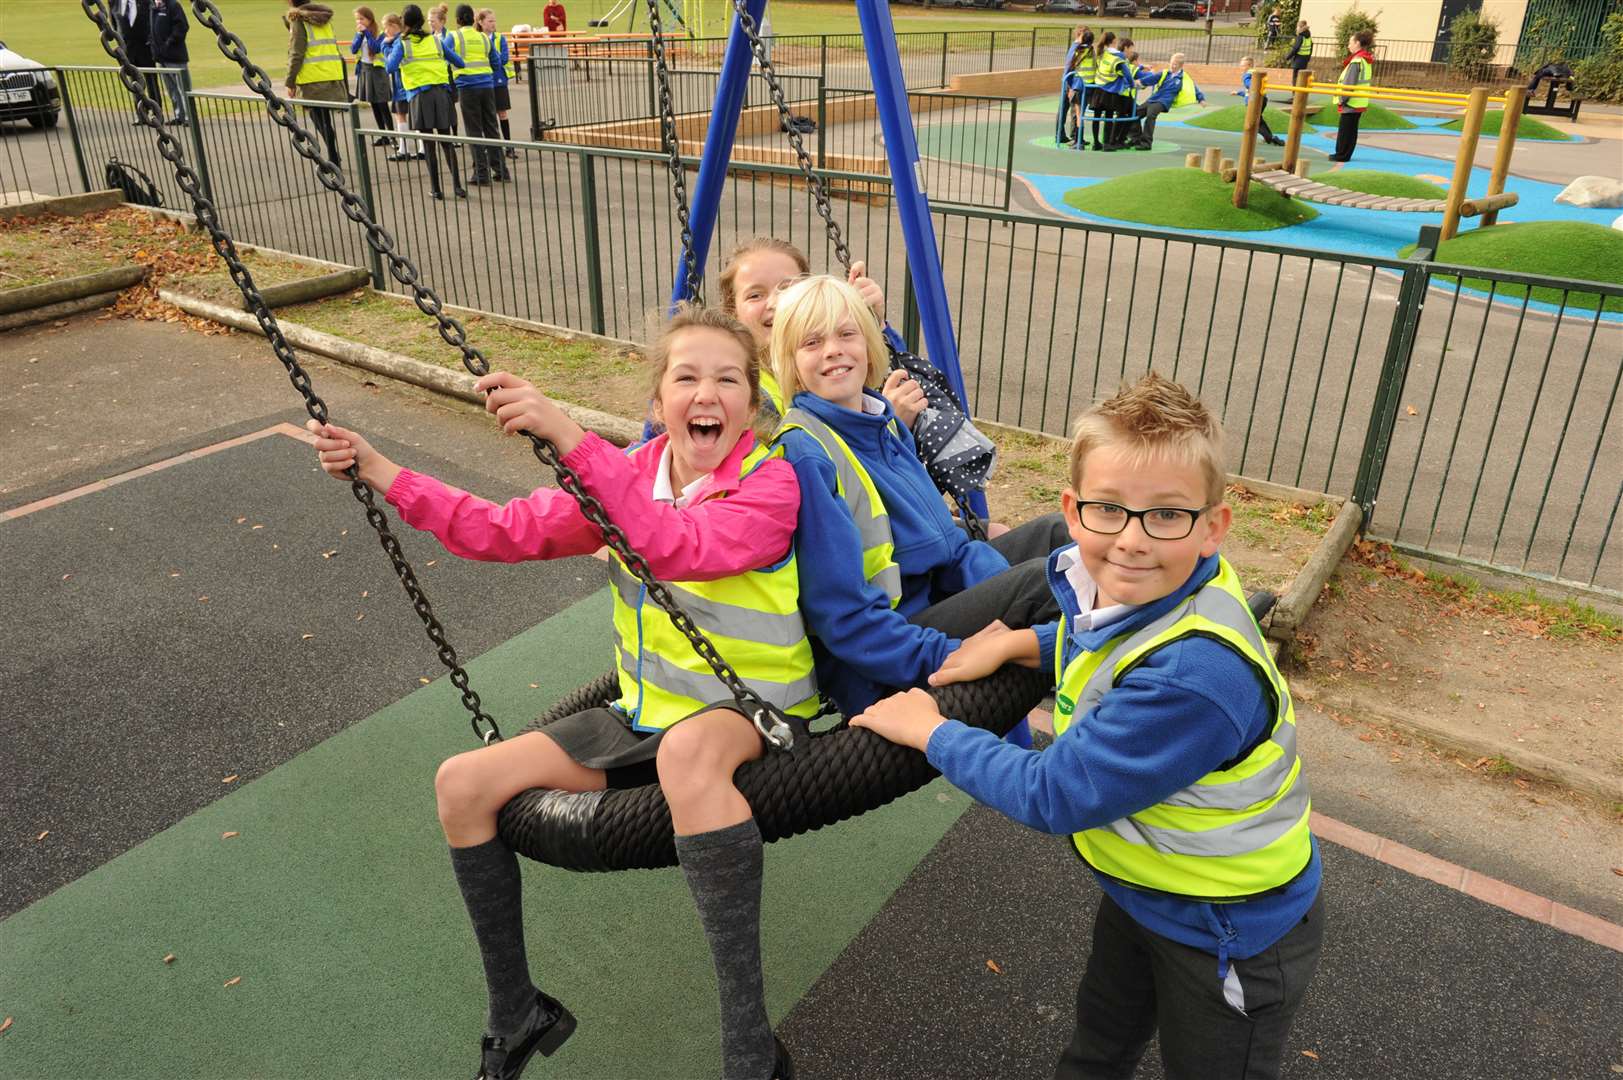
769, 275, 888, 402
1070, 372, 1226, 505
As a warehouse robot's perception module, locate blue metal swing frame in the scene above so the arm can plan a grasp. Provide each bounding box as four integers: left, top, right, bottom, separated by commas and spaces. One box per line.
667, 0, 987, 518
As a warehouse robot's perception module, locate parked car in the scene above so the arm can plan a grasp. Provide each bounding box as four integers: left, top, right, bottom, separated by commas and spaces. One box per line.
0, 41, 61, 129
1149, 1, 1201, 18
970, 0, 1009, 9
1037, 0, 1097, 12
1102, 0, 1139, 17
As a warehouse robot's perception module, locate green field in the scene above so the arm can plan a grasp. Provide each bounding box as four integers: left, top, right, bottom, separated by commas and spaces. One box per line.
1439, 110, 1568, 141
0, 0, 1225, 89
1316, 169, 1446, 199
1402, 221, 1623, 313
1065, 166, 1318, 231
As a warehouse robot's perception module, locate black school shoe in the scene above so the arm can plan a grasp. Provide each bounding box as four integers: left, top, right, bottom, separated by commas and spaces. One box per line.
773, 1036, 795, 1080
475, 990, 577, 1080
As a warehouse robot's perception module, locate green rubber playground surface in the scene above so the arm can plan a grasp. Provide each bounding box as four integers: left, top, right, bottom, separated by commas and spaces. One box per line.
1063, 166, 1319, 231
1438, 110, 1569, 140
0, 589, 973, 1079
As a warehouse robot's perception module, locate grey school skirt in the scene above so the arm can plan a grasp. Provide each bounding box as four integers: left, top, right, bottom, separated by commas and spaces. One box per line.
408, 84, 455, 130
355, 62, 392, 104
540, 699, 752, 788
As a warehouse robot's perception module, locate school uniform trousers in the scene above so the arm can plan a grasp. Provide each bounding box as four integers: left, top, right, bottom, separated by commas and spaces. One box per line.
909, 511, 1073, 641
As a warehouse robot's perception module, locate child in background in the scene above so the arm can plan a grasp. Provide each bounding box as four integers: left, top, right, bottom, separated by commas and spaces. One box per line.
305, 308, 805, 1080
1058, 25, 1093, 147
1118, 44, 1157, 147
480, 8, 520, 159
1086, 30, 1117, 151
385, 2, 467, 199
382, 12, 422, 161
1132, 51, 1204, 150
853, 371, 1325, 1080
1237, 56, 1285, 146
447, 2, 507, 184
429, 2, 459, 132
352, 7, 396, 143
768, 275, 1070, 718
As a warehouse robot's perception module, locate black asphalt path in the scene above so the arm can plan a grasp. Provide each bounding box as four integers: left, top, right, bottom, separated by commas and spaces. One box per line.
782, 801, 1623, 1080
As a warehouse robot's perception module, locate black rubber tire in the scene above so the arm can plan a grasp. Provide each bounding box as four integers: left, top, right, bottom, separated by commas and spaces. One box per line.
497, 664, 1053, 872
28, 109, 60, 130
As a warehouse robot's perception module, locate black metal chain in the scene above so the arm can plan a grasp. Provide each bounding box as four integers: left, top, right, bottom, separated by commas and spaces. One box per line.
729, 0, 852, 274
77, 0, 502, 744
642, 0, 703, 305
85, 0, 797, 751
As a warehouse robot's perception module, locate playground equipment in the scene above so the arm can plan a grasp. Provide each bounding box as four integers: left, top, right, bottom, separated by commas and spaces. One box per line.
1226, 72, 1527, 240
79, 0, 1032, 872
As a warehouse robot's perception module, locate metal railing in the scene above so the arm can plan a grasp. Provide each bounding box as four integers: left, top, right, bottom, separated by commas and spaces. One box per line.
0, 66, 85, 204
6, 64, 1618, 597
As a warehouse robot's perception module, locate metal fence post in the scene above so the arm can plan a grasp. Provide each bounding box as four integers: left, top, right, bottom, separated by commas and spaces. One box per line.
350, 104, 387, 289
941, 34, 949, 88
56, 68, 92, 194
179, 67, 214, 204
1002, 96, 1017, 210
1204, 21, 1214, 65
1030, 27, 1038, 69
578, 151, 607, 336
988, 31, 996, 75
527, 56, 542, 139
1351, 226, 1436, 523
816, 75, 827, 168
820, 35, 828, 86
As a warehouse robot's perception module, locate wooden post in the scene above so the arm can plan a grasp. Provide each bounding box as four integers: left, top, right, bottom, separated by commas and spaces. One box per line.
1233, 72, 1266, 209
1186, 152, 1203, 168
1283, 69, 1310, 174
1203, 145, 1222, 174
1480, 85, 1526, 228
1294, 158, 1310, 178
1440, 86, 1490, 242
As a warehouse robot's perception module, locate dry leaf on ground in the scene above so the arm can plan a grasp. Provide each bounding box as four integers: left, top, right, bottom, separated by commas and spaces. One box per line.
985, 959, 1003, 974
223, 976, 242, 988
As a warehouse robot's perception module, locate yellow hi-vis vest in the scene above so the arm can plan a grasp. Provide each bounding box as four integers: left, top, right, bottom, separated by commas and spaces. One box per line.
1094, 49, 1123, 89
1152, 69, 1200, 109
772, 407, 902, 606
608, 441, 819, 731
759, 368, 786, 418
296, 19, 344, 84
453, 26, 492, 80
399, 34, 451, 91
1293, 35, 1313, 59
494, 32, 516, 80
1051, 558, 1313, 900
1341, 55, 1373, 110
1075, 51, 1097, 84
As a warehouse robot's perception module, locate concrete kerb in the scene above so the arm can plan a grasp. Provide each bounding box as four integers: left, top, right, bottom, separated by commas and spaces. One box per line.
0, 263, 146, 318
155, 288, 644, 447
0, 188, 124, 223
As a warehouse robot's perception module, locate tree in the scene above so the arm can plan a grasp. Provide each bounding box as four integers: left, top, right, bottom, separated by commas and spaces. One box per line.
1573, 11, 1623, 103
1447, 10, 1501, 80
1331, 6, 1379, 51
1257, 0, 1301, 64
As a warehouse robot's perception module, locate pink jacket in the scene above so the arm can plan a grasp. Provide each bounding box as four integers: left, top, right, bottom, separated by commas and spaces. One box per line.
385, 430, 799, 581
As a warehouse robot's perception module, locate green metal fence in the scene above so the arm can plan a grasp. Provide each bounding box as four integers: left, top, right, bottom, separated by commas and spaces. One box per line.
6, 66, 1619, 598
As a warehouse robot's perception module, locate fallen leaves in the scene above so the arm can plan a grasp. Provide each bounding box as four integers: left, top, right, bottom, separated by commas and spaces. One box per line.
222, 831, 239, 840
221, 774, 239, 784
35, 831, 48, 842
985, 959, 1003, 975
223, 976, 242, 989
163, 953, 176, 965
1301, 1049, 1320, 1060
0, 1017, 11, 1036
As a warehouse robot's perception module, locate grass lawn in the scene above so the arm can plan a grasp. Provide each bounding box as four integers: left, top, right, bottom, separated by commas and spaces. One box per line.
1064, 166, 1318, 231
1184, 102, 1294, 132
1307, 102, 1415, 130
0, 0, 1188, 87
1438, 110, 1568, 141
1314, 169, 1446, 199
1401, 221, 1623, 313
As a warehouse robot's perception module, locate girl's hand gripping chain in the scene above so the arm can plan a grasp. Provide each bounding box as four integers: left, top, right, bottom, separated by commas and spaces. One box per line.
475, 371, 587, 456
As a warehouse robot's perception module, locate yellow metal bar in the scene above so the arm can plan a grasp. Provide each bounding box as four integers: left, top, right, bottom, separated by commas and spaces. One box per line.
1441, 87, 1490, 241
1481, 85, 1526, 228
1278, 80, 1507, 105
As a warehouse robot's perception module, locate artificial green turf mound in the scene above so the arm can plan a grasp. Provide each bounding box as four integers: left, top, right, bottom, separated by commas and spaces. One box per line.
1064, 167, 1319, 231
1184, 102, 1293, 133
1439, 110, 1568, 140
1308, 102, 1416, 130
1404, 221, 1623, 312
1316, 170, 1447, 199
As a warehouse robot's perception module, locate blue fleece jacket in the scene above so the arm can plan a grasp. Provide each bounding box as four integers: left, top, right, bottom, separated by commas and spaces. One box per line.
778, 390, 1010, 715
491, 33, 511, 86
926, 547, 1321, 972
1145, 69, 1204, 109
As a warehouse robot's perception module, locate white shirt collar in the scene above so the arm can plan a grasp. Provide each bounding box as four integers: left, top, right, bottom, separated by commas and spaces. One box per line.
1055, 547, 1136, 632
861, 394, 887, 416
651, 441, 712, 508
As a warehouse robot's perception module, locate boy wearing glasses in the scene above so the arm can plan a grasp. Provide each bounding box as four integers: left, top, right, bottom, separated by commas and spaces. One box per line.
854, 371, 1324, 1080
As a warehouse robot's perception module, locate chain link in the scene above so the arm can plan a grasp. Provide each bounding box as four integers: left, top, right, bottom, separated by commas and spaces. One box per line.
88, 0, 796, 750
78, 0, 505, 744
642, 0, 703, 305
728, 0, 851, 273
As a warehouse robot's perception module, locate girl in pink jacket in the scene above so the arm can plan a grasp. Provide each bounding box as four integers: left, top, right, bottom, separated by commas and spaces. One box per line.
307, 307, 801, 1080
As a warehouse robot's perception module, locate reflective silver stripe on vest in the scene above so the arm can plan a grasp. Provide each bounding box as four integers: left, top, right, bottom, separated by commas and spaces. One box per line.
871, 563, 903, 601
1099, 784, 1309, 855
778, 408, 895, 555
1076, 582, 1300, 815
616, 646, 819, 711
607, 562, 806, 649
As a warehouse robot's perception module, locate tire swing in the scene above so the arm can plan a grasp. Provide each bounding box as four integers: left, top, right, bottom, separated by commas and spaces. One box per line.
81, 0, 1051, 875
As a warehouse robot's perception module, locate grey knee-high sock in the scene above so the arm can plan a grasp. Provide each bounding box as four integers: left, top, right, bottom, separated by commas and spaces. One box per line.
448, 838, 539, 1035
675, 819, 775, 1080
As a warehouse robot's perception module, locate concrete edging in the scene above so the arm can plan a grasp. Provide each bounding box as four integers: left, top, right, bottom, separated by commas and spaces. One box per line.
1266, 498, 1363, 642
251, 267, 374, 311
0, 290, 126, 332
156, 288, 644, 447
0, 188, 124, 223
